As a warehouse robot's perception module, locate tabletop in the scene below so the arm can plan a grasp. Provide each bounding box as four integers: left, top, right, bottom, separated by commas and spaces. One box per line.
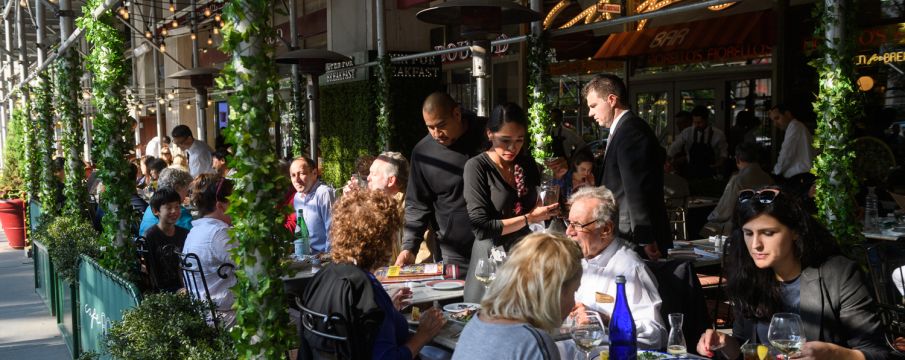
384, 280, 465, 304
686, 196, 719, 209
863, 228, 905, 241
670, 239, 723, 268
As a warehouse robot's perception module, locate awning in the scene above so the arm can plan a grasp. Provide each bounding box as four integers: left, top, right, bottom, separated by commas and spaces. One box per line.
593, 11, 774, 60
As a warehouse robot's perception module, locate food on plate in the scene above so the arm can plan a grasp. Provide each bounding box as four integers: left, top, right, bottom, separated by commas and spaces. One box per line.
449, 307, 478, 323
412, 307, 421, 321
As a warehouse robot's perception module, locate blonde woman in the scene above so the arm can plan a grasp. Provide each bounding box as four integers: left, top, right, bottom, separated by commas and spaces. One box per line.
452, 233, 583, 360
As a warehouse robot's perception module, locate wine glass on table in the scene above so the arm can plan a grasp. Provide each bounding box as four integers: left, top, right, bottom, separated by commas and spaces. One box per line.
768, 313, 804, 360
474, 258, 496, 291
570, 310, 606, 360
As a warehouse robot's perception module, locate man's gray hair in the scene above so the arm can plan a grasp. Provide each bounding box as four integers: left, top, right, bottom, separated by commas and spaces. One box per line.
375, 151, 409, 191
569, 185, 619, 226
158, 167, 193, 191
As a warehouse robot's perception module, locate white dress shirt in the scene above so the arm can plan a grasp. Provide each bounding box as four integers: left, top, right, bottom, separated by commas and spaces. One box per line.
183, 217, 237, 327
604, 110, 630, 154
667, 126, 729, 161
773, 119, 815, 178
186, 139, 215, 178
575, 238, 666, 349
145, 136, 160, 157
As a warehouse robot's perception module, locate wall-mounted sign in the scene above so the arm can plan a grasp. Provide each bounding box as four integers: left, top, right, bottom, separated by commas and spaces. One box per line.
642, 44, 772, 66
322, 52, 368, 85
597, 3, 622, 14
431, 33, 511, 64
856, 51, 905, 66
649, 28, 690, 49
388, 52, 441, 79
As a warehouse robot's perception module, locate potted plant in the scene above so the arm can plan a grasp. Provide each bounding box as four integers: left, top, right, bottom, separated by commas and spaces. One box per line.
0, 108, 28, 249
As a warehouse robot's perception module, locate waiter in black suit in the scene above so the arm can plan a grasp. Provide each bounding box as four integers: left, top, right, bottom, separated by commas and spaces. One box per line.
584, 74, 670, 259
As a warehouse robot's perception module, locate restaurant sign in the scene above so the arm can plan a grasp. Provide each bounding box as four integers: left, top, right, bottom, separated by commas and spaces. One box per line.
432, 33, 512, 64
642, 44, 773, 66
322, 51, 441, 85
322, 52, 369, 85
856, 51, 905, 65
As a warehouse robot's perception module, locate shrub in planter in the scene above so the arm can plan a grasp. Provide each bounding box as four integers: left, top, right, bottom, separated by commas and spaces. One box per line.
36, 215, 101, 283
105, 292, 236, 360
0, 108, 27, 199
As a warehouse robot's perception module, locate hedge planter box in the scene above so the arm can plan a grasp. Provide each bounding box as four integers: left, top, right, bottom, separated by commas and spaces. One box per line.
32, 240, 56, 316
55, 275, 79, 358
78, 255, 142, 358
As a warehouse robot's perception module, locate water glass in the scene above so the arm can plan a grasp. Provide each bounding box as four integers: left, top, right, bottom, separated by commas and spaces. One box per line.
570, 310, 606, 360
768, 313, 804, 359
474, 258, 496, 290
666, 313, 686, 355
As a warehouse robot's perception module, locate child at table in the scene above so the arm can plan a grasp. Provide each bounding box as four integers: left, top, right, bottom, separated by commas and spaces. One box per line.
144, 187, 189, 292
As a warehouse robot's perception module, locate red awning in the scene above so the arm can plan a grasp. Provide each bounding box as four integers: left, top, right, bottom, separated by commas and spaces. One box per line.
593, 11, 774, 60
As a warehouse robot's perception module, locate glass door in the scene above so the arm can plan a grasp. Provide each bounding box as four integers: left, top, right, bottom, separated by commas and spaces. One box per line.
675, 80, 725, 132
632, 84, 672, 147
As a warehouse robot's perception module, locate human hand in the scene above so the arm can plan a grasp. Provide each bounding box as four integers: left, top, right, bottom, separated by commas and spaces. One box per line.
544, 157, 569, 179
343, 177, 360, 194
790, 341, 860, 360
394, 250, 415, 267
644, 243, 662, 261
696, 329, 731, 358
391, 287, 413, 311
414, 307, 447, 339
529, 203, 560, 222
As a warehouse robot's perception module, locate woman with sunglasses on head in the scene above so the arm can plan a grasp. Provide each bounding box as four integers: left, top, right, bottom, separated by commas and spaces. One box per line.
697, 187, 888, 360
462, 102, 560, 302
182, 174, 237, 328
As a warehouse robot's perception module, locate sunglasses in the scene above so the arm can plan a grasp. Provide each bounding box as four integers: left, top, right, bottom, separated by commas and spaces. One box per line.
738, 188, 780, 204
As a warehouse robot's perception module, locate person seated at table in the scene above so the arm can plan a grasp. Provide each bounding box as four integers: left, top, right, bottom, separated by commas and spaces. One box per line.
182, 174, 237, 328
463, 102, 559, 302
305, 190, 446, 359
566, 185, 666, 349
697, 187, 888, 360
553, 150, 596, 208
138, 168, 194, 236
702, 142, 773, 236
284, 156, 335, 254
143, 187, 188, 292
145, 158, 168, 192
345, 151, 412, 260
452, 232, 582, 360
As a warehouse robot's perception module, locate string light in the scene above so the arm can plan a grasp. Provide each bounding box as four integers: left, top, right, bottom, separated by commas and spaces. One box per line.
185, 101, 192, 110
207, 34, 213, 45
207, 100, 213, 106
167, 89, 175, 100
204, 7, 212, 17
161, 27, 168, 36
158, 97, 165, 105
145, 30, 152, 39
168, 0, 175, 12
167, 102, 173, 112
172, 18, 179, 28
213, 26, 219, 35
160, 42, 166, 52
18, 0, 25, 7
190, 31, 196, 40
214, 13, 221, 22
707, 2, 737, 10
202, 47, 208, 54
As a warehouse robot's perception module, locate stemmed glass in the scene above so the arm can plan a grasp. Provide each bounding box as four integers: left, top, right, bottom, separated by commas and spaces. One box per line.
768, 313, 804, 360
570, 310, 607, 360
474, 258, 496, 291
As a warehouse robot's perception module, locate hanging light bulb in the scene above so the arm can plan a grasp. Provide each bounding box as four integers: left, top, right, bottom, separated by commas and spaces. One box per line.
213, 26, 219, 35
202, 47, 208, 54
214, 13, 221, 22
168, 0, 175, 12
145, 30, 152, 39
172, 19, 179, 28
167, 89, 175, 100
207, 99, 213, 106
204, 7, 211, 17
190, 31, 196, 40
185, 101, 192, 110
167, 102, 173, 112
207, 34, 213, 46
160, 42, 166, 52
161, 27, 168, 37
158, 97, 165, 105
18, 0, 25, 7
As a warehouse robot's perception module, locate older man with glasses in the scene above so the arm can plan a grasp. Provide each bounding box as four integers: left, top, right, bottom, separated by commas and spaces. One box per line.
565, 185, 666, 350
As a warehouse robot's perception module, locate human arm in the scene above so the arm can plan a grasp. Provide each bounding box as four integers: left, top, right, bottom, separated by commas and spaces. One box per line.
790, 342, 866, 360
828, 259, 889, 360
707, 175, 739, 223
667, 128, 688, 158
318, 187, 335, 253
696, 328, 740, 359
773, 123, 800, 176
400, 153, 432, 260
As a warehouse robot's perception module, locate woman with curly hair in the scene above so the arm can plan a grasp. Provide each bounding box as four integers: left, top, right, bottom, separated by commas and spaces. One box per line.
697, 187, 888, 360
302, 190, 446, 360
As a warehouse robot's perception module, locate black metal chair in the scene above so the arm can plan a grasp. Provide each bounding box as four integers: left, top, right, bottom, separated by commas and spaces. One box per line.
176, 252, 235, 329
294, 296, 352, 360
864, 239, 905, 356
646, 258, 711, 354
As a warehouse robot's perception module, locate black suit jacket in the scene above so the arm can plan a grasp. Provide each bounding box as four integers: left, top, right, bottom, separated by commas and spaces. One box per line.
595, 112, 670, 251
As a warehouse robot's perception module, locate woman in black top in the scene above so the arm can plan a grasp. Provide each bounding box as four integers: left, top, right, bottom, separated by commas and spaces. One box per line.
462, 103, 559, 302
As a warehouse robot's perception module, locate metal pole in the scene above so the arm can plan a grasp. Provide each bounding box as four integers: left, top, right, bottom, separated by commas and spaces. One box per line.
5, 10, 13, 149
36, 0, 45, 66
376, 0, 385, 57
190, 0, 206, 144
153, 4, 164, 157
288, 0, 299, 158
472, 39, 491, 117
306, 73, 318, 159
16, 0, 28, 104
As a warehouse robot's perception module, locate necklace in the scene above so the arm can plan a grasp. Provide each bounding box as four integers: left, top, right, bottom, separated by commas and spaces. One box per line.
488, 152, 515, 184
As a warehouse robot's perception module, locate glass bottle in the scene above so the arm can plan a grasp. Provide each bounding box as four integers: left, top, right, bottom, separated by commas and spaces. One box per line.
864, 186, 880, 233
609, 275, 637, 360
666, 313, 687, 355
295, 209, 310, 256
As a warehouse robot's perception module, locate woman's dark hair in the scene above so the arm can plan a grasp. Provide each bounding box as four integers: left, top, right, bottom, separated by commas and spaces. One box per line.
190, 173, 233, 216
150, 187, 182, 212
486, 102, 528, 153
571, 150, 594, 170
726, 186, 839, 320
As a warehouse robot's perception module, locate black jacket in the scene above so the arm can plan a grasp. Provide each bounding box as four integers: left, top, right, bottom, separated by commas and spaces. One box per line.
733, 256, 889, 360
595, 112, 670, 252
403, 114, 486, 258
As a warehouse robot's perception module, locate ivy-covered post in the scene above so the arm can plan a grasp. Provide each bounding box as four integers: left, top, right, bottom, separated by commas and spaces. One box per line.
527, 33, 553, 162
219, 0, 293, 357
810, 0, 861, 248
375, 55, 393, 151
21, 90, 40, 203
56, 49, 89, 219
35, 72, 59, 221
78, 0, 138, 279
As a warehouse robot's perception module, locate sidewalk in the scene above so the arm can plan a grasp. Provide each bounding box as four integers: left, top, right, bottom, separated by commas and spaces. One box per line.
0, 231, 70, 359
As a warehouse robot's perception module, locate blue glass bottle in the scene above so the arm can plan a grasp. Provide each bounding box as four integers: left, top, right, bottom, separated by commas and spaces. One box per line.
609, 275, 637, 360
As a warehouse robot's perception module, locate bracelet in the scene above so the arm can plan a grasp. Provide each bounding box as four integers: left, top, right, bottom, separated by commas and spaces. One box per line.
524, 215, 529, 227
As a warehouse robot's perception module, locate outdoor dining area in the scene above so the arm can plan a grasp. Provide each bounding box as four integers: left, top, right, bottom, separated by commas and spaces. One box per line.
0, 0, 904, 359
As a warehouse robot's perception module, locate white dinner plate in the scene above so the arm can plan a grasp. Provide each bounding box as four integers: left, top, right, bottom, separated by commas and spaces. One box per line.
442, 302, 479, 313
426, 280, 464, 291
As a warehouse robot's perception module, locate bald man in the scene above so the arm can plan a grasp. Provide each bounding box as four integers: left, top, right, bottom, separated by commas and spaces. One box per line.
395, 92, 486, 274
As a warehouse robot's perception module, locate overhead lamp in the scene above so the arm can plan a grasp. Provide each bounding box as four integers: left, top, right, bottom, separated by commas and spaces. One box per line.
167, 90, 175, 100
214, 13, 221, 22
202, 47, 208, 54
213, 26, 219, 35
168, 0, 175, 12
207, 34, 213, 45
204, 7, 211, 17
172, 19, 179, 28
145, 30, 152, 39
161, 27, 168, 37
207, 99, 213, 106
167, 102, 173, 112
185, 101, 192, 110
158, 97, 165, 105
160, 42, 166, 52
190, 31, 196, 40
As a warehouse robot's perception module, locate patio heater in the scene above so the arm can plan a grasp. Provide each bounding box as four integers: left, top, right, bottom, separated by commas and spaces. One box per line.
167, 67, 220, 143
416, 0, 540, 117
275, 49, 350, 160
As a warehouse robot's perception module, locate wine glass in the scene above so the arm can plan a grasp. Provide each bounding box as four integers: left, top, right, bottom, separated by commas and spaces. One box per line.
570, 311, 607, 360
474, 258, 496, 290
768, 313, 804, 360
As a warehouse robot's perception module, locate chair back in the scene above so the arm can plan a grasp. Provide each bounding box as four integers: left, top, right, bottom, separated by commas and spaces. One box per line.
176, 252, 234, 329
295, 297, 350, 360
864, 240, 905, 354
645, 259, 710, 354
667, 206, 688, 241
133, 236, 156, 291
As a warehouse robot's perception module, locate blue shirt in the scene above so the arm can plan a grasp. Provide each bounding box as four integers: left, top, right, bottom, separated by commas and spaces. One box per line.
138, 206, 193, 237
292, 181, 334, 254
367, 273, 412, 360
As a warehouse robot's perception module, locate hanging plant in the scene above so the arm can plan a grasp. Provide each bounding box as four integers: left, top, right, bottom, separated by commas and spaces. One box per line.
290, 73, 308, 158
218, 0, 294, 357
527, 33, 554, 162
375, 54, 393, 151
55, 48, 89, 219
78, 0, 138, 280
21, 86, 40, 203
35, 71, 59, 221
809, 0, 862, 249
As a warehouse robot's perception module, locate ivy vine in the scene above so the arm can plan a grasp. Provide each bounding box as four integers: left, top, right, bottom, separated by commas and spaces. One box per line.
809, 0, 862, 249
56, 48, 89, 219
290, 73, 308, 158
375, 54, 393, 151
218, 0, 294, 357
21, 87, 40, 203
527, 33, 554, 162
78, 0, 138, 280
35, 71, 59, 221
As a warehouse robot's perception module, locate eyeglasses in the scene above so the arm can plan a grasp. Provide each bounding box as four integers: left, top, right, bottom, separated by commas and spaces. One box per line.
565, 219, 598, 232
738, 188, 780, 204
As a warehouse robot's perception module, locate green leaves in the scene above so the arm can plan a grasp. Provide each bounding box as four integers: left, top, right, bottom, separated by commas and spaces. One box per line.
35, 71, 59, 222
35, 214, 100, 283
376, 55, 393, 151
56, 49, 89, 219
527, 34, 554, 162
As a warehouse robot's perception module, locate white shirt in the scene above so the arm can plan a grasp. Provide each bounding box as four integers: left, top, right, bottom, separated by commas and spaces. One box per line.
186, 139, 215, 178
667, 126, 729, 161
773, 119, 815, 178
182, 217, 236, 328
145, 136, 161, 157
604, 110, 630, 153
293, 181, 336, 254
575, 238, 666, 349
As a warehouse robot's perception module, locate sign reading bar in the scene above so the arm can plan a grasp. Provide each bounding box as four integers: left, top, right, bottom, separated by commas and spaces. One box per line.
597, 3, 622, 14
643, 44, 773, 66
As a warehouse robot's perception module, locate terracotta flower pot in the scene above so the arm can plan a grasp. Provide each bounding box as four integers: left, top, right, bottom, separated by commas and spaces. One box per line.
0, 198, 26, 249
